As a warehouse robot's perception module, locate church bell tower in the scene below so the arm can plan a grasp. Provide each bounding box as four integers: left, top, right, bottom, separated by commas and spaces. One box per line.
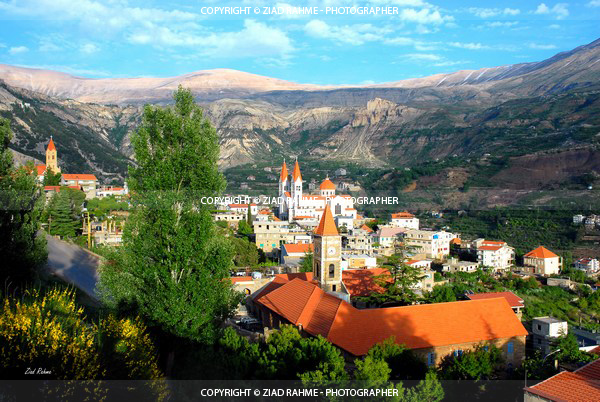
45, 136, 60, 173
313, 204, 342, 293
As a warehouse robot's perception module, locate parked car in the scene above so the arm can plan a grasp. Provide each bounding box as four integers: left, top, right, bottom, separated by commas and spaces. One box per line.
251, 271, 262, 279
235, 271, 247, 277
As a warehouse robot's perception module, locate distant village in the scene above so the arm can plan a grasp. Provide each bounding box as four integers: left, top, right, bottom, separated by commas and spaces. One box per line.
38, 140, 600, 400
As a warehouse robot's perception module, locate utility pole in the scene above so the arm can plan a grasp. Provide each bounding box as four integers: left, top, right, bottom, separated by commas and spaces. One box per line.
83, 210, 91, 249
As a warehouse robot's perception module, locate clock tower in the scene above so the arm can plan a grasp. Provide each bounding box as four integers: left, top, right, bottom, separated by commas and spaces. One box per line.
313, 204, 342, 293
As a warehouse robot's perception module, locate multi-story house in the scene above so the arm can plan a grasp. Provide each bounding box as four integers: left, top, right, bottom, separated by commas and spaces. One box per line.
574, 258, 600, 275
390, 211, 419, 230
61, 174, 98, 199
404, 229, 456, 260
474, 239, 515, 272
530, 316, 568, 355
523, 246, 562, 276
443, 257, 479, 273
253, 220, 309, 256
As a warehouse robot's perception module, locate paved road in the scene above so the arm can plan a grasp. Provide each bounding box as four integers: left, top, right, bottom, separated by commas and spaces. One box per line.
46, 235, 100, 299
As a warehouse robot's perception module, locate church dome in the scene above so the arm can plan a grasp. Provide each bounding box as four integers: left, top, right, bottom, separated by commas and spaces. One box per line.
320, 178, 335, 190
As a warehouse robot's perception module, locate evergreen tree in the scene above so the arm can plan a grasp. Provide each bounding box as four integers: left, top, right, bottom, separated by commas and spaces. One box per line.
299, 252, 313, 273
43, 167, 62, 186
98, 87, 241, 344
0, 117, 46, 287
46, 188, 85, 239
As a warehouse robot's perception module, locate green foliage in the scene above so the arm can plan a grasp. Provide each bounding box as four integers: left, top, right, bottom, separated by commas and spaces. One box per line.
553, 333, 597, 365
361, 244, 423, 306
300, 251, 313, 273
230, 237, 259, 267
437, 344, 503, 380
0, 117, 47, 287
46, 188, 85, 238
365, 336, 427, 380
98, 87, 241, 344
43, 167, 62, 186
517, 350, 558, 380
426, 284, 457, 303
86, 195, 129, 220
237, 220, 253, 236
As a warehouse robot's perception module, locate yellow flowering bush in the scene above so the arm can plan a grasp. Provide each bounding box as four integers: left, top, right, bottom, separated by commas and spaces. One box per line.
0, 287, 167, 401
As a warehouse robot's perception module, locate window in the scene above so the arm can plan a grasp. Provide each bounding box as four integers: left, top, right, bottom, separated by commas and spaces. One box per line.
260, 244, 264, 248
329, 264, 335, 278
335, 204, 341, 215
332, 285, 337, 292
316, 263, 320, 277
483, 345, 489, 352
507, 342, 514, 356
272, 244, 276, 248
427, 352, 436, 366
537, 324, 542, 331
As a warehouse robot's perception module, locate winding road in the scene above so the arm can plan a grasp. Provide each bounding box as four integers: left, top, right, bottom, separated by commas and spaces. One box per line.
45, 235, 100, 299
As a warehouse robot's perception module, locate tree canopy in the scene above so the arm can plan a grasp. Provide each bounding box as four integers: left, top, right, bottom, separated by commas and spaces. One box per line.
98, 87, 241, 343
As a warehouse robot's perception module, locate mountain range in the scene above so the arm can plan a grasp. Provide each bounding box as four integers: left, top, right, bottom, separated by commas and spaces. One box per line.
1, 38, 599, 195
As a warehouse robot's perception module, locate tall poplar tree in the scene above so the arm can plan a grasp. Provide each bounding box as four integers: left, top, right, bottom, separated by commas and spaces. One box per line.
0, 117, 46, 287
98, 87, 241, 343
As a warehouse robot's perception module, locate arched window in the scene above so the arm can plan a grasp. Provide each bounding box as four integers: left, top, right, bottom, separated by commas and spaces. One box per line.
335, 204, 341, 215
315, 263, 320, 277
329, 264, 335, 278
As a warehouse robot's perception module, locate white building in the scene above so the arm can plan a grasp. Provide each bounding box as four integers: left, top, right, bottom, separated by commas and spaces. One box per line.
278, 160, 356, 221
404, 229, 456, 260
574, 258, 600, 274
474, 239, 515, 271
523, 246, 562, 276
390, 212, 419, 230
97, 184, 128, 199
374, 227, 406, 248
340, 254, 377, 270
573, 214, 585, 224
228, 203, 258, 216
531, 316, 568, 355
443, 257, 479, 273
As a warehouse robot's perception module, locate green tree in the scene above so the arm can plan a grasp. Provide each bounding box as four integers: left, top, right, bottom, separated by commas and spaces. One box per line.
98, 87, 241, 343
438, 344, 503, 380
0, 117, 46, 287
237, 220, 253, 236
361, 244, 423, 306
231, 236, 259, 267
300, 251, 313, 273
403, 371, 444, 402
427, 284, 457, 303
43, 167, 62, 186
553, 333, 596, 365
366, 336, 427, 380
46, 188, 85, 238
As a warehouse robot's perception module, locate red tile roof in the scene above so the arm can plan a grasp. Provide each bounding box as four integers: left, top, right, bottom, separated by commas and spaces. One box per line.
44, 185, 82, 192
230, 276, 253, 284
341, 268, 389, 297
482, 240, 506, 246
35, 164, 46, 175
479, 245, 503, 251
280, 161, 288, 182
256, 279, 528, 356
62, 173, 97, 181
525, 246, 559, 259
392, 211, 415, 219
525, 358, 600, 402
314, 205, 338, 236
283, 243, 314, 254
360, 224, 374, 233
466, 292, 524, 308
228, 203, 256, 208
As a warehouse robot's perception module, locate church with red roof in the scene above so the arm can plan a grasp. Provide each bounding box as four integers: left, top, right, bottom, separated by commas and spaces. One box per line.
277, 158, 356, 222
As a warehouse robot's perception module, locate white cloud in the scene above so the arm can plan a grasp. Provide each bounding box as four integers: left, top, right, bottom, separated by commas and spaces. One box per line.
548, 24, 561, 29
468, 7, 521, 18
529, 42, 557, 49
534, 3, 569, 19
587, 0, 600, 6
9, 46, 29, 54
449, 42, 489, 50
304, 20, 391, 45
403, 53, 441, 61
399, 8, 454, 24
482, 21, 519, 28
80, 43, 99, 54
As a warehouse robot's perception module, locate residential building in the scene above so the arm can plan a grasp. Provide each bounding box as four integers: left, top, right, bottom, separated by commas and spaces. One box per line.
228, 203, 258, 216
277, 160, 356, 220
406, 259, 435, 292
574, 258, 600, 275
335, 168, 347, 176
404, 229, 456, 260
62, 174, 98, 199
474, 239, 515, 271
390, 212, 419, 230
213, 212, 246, 226
250, 277, 527, 367
43, 185, 83, 203
443, 257, 479, 273
524, 356, 600, 401
97, 184, 128, 199
531, 316, 568, 355
280, 243, 313, 267
523, 246, 562, 276
253, 220, 309, 256
466, 292, 525, 319
340, 254, 377, 270
375, 227, 405, 249
342, 227, 374, 254
573, 214, 585, 224
83, 219, 123, 247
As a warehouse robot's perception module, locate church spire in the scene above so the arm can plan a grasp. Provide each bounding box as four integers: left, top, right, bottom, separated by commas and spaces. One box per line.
280, 159, 288, 182
314, 204, 338, 236
292, 157, 302, 182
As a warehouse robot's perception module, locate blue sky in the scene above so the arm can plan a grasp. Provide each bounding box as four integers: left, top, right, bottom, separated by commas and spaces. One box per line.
0, 0, 599, 85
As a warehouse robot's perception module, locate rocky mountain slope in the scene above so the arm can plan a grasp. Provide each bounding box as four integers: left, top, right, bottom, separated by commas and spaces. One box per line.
0, 38, 598, 185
